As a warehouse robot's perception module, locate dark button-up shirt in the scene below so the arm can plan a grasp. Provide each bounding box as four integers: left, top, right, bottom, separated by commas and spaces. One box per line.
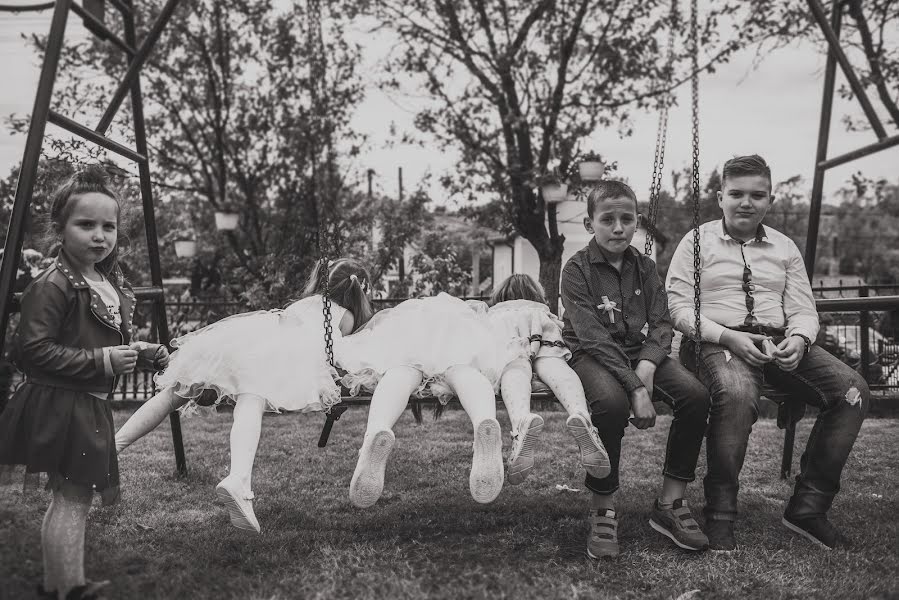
561, 239, 673, 393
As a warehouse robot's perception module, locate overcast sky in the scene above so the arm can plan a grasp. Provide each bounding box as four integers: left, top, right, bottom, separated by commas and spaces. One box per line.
1, 4, 896, 204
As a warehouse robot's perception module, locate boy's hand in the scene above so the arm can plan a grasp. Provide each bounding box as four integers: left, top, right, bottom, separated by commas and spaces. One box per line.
628, 387, 656, 429
110, 345, 138, 375
772, 336, 805, 372
634, 360, 657, 398
720, 330, 772, 367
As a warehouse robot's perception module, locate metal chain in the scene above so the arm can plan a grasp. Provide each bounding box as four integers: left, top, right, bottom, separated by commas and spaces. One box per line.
308, 0, 335, 371
644, 1, 678, 257
690, 0, 702, 370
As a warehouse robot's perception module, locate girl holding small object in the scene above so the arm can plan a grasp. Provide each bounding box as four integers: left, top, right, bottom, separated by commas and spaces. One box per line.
115, 259, 373, 534
0, 167, 169, 599
482, 274, 610, 485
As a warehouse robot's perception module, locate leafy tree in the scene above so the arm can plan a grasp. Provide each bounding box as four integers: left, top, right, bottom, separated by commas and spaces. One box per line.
9, 0, 365, 307
370, 0, 742, 311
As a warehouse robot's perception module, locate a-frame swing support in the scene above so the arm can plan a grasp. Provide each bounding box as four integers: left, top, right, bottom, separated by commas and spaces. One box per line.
0, 0, 187, 474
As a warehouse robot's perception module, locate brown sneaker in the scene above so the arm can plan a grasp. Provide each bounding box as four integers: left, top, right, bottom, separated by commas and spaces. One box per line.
649, 499, 709, 551
586, 508, 619, 559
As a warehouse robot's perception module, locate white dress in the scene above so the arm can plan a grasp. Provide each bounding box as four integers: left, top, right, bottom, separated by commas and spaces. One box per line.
155, 295, 345, 414
337, 293, 499, 404
480, 299, 571, 376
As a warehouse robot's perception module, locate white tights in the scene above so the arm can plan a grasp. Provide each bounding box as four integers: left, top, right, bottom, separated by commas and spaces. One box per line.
364, 364, 496, 436
41, 480, 92, 599
115, 388, 266, 492
500, 356, 591, 432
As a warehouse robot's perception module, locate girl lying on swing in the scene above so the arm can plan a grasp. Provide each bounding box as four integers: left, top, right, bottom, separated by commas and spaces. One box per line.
115, 259, 373, 533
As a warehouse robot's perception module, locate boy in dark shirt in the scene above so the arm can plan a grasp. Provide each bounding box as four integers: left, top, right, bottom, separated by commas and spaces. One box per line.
561, 180, 710, 558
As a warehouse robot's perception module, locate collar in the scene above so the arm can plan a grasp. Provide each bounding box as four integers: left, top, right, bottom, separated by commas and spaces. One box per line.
54, 250, 134, 339
54, 250, 92, 290
718, 219, 768, 244
588, 237, 640, 265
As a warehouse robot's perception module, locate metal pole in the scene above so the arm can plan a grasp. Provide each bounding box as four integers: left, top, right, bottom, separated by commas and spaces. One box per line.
123, 0, 187, 475
0, 0, 71, 359
96, 0, 181, 135
806, 0, 887, 139
860, 285, 870, 383
804, 0, 842, 279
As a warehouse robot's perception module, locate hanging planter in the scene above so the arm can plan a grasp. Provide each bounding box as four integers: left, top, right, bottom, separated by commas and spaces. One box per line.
174, 240, 197, 258
578, 158, 605, 181
541, 182, 568, 204
214, 207, 239, 231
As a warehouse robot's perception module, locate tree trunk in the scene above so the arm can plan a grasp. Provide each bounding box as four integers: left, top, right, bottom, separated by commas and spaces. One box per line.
537, 235, 565, 315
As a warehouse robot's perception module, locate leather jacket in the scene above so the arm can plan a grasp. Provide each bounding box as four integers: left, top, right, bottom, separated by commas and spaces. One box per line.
11, 251, 135, 394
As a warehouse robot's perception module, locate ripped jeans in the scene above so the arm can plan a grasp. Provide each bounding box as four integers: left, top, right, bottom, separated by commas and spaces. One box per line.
681, 342, 869, 521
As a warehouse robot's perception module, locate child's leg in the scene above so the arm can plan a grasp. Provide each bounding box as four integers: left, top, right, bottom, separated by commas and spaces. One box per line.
44, 481, 93, 599
444, 365, 503, 503
216, 393, 266, 533
365, 366, 423, 435
535, 357, 610, 480
115, 388, 189, 453
350, 366, 423, 508
41, 493, 58, 593
534, 357, 589, 419
500, 358, 534, 431
501, 358, 544, 485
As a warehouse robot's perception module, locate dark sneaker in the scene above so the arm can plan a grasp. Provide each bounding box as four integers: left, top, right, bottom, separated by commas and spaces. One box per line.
705, 518, 737, 552
649, 499, 709, 551
586, 508, 619, 559
782, 514, 849, 550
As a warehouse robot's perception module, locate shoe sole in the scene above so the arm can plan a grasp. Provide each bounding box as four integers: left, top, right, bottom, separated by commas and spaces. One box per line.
349, 430, 396, 509
215, 484, 261, 533
586, 547, 619, 559
781, 517, 833, 550
648, 518, 708, 551
566, 415, 611, 479
471, 418, 504, 504
507, 414, 544, 486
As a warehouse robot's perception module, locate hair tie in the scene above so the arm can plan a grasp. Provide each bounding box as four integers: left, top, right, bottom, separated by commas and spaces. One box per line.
350, 274, 358, 282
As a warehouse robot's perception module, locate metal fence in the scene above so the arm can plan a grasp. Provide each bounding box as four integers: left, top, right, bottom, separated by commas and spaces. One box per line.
13, 287, 898, 403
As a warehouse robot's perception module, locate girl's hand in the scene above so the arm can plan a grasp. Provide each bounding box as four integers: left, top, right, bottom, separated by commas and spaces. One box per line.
110, 345, 138, 374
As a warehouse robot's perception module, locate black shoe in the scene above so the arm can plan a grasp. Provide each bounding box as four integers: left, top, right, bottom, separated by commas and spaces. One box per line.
705, 518, 737, 552
64, 580, 111, 600
782, 514, 849, 550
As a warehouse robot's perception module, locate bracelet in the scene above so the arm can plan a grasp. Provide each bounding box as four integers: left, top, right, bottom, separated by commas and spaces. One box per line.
790, 333, 811, 354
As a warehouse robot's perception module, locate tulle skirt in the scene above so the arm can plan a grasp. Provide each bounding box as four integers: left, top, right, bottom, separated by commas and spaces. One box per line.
338, 293, 499, 403
155, 309, 340, 415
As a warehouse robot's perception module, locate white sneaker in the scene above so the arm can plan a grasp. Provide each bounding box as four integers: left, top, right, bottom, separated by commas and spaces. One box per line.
507, 413, 544, 485
215, 477, 261, 534
349, 430, 396, 508
470, 418, 504, 503
566, 414, 611, 479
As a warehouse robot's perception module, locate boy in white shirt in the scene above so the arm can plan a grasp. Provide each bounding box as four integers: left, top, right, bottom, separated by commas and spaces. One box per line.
666, 154, 869, 551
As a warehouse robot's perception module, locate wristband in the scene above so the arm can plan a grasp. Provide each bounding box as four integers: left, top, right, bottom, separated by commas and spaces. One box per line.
790, 333, 811, 354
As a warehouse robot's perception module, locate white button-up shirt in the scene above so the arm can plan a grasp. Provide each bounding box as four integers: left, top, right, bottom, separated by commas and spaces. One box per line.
665, 219, 819, 344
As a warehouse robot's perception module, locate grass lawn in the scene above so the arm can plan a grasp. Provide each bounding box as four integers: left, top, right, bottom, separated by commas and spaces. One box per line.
2, 407, 898, 600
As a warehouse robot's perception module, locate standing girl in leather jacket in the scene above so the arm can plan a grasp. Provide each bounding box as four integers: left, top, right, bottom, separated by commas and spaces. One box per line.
0, 167, 169, 600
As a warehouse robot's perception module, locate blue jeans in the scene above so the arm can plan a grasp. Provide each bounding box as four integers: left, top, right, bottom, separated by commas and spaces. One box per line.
570, 353, 711, 495
681, 341, 869, 521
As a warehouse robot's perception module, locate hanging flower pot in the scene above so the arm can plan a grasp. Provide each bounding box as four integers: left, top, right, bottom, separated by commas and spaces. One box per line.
578, 159, 605, 181
174, 240, 197, 258
541, 182, 568, 204
214, 209, 239, 231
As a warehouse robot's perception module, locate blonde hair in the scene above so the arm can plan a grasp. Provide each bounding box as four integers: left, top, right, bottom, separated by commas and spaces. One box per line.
489, 274, 546, 306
